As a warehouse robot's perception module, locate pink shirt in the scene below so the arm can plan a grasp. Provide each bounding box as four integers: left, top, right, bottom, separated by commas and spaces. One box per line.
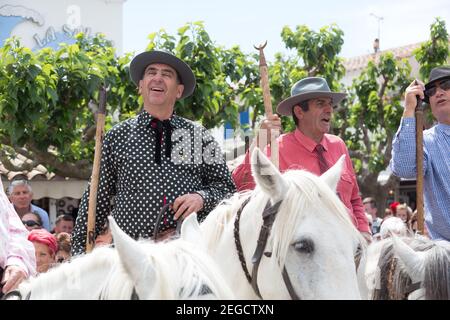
0, 179, 36, 277
232, 129, 369, 233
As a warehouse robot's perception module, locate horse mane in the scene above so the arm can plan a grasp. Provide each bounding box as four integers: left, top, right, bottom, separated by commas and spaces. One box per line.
372, 236, 446, 300
200, 190, 254, 252
20, 239, 234, 299
423, 240, 450, 300
372, 238, 407, 300
101, 239, 234, 299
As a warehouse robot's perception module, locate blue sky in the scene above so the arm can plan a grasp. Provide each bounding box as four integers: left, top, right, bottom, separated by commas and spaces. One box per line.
123, 0, 450, 61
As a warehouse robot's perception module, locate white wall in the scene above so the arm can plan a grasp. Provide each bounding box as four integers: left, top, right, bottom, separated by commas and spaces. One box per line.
0, 0, 125, 53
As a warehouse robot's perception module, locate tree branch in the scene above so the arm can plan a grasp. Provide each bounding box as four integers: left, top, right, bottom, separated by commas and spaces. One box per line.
378, 75, 389, 128
348, 149, 365, 161
26, 142, 91, 179
382, 131, 394, 165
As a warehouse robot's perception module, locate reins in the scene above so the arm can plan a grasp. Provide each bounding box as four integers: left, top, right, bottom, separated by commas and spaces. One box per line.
234, 196, 299, 300
153, 203, 183, 242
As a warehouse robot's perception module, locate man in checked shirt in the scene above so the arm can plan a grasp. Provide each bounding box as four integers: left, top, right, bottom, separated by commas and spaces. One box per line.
72, 51, 235, 255
390, 66, 450, 241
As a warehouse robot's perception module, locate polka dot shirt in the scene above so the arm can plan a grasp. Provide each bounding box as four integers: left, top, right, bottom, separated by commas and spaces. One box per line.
72, 111, 236, 255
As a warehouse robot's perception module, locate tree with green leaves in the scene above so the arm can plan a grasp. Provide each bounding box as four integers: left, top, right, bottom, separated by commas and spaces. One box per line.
414, 17, 450, 125
267, 24, 347, 132
0, 23, 259, 179
415, 17, 449, 80
340, 53, 412, 209
341, 18, 449, 210
0, 34, 135, 179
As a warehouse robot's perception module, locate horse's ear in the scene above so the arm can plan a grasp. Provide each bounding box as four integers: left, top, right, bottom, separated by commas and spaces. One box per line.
108, 216, 156, 298
251, 147, 288, 201
320, 154, 345, 191
180, 213, 206, 250
391, 235, 426, 283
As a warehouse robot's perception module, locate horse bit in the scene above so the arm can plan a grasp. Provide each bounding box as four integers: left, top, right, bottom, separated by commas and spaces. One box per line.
234, 197, 300, 300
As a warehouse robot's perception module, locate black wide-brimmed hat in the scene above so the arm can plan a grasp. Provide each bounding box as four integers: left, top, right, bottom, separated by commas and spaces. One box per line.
129, 50, 196, 99
423, 66, 450, 103
276, 77, 347, 116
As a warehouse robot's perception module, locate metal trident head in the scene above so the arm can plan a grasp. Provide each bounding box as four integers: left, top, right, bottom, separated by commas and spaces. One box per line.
253, 40, 267, 51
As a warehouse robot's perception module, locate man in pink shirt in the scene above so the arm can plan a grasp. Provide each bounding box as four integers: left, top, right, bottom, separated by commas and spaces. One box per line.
232, 77, 371, 240
0, 179, 36, 296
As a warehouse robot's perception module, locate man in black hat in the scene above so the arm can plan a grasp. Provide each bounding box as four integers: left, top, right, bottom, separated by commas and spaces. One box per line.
233, 77, 371, 240
72, 51, 236, 255
390, 66, 450, 241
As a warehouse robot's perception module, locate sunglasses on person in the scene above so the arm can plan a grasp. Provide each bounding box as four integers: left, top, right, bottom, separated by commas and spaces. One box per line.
22, 220, 41, 227
424, 79, 450, 98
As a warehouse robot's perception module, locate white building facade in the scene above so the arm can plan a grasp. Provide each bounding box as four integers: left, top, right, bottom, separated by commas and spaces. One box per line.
0, 0, 125, 53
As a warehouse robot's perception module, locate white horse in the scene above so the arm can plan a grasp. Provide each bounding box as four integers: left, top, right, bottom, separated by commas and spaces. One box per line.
5, 214, 234, 300
358, 234, 450, 300
198, 148, 366, 299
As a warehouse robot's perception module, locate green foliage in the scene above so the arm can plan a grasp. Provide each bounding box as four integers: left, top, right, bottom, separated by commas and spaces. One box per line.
414, 17, 449, 80
0, 34, 135, 175
267, 24, 346, 132
0, 23, 260, 177
344, 53, 412, 175
1, 18, 447, 182
414, 18, 449, 124
280, 24, 345, 87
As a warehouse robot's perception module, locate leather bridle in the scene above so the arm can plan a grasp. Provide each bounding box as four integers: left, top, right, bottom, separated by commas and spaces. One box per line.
152, 203, 183, 242
234, 197, 300, 300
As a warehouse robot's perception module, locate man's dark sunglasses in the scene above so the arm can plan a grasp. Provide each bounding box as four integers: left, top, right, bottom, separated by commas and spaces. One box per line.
424, 79, 450, 98
22, 220, 41, 227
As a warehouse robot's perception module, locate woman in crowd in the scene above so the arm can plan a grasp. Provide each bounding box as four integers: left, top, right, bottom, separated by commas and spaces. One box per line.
28, 229, 58, 273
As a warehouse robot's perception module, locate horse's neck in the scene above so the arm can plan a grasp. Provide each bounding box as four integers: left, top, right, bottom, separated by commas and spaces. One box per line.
24, 248, 127, 299
200, 198, 263, 299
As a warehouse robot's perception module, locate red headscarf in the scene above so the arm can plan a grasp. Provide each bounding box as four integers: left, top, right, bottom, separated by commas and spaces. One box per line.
28, 229, 58, 255
390, 202, 400, 215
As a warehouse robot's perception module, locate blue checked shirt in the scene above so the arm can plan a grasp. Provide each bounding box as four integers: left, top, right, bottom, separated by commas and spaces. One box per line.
390, 117, 450, 241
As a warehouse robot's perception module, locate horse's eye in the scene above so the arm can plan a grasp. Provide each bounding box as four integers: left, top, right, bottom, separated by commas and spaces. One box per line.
294, 238, 314, 254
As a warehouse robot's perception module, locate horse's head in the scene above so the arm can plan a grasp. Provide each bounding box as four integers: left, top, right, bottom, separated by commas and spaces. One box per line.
109, 215, 234, 299
245, 148, 363, 299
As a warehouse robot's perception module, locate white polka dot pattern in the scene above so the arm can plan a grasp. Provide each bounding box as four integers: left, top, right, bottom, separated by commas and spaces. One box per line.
72, 111, 236, 255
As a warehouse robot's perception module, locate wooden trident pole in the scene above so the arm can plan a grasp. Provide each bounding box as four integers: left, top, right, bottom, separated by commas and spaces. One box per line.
415, 82, 425, 235
254, 41, 279, 168
86, 86, 107, 253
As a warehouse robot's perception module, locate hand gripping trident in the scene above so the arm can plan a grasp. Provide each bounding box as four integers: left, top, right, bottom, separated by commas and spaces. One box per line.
254, 41, 279, 168
414, 80, 425, 235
